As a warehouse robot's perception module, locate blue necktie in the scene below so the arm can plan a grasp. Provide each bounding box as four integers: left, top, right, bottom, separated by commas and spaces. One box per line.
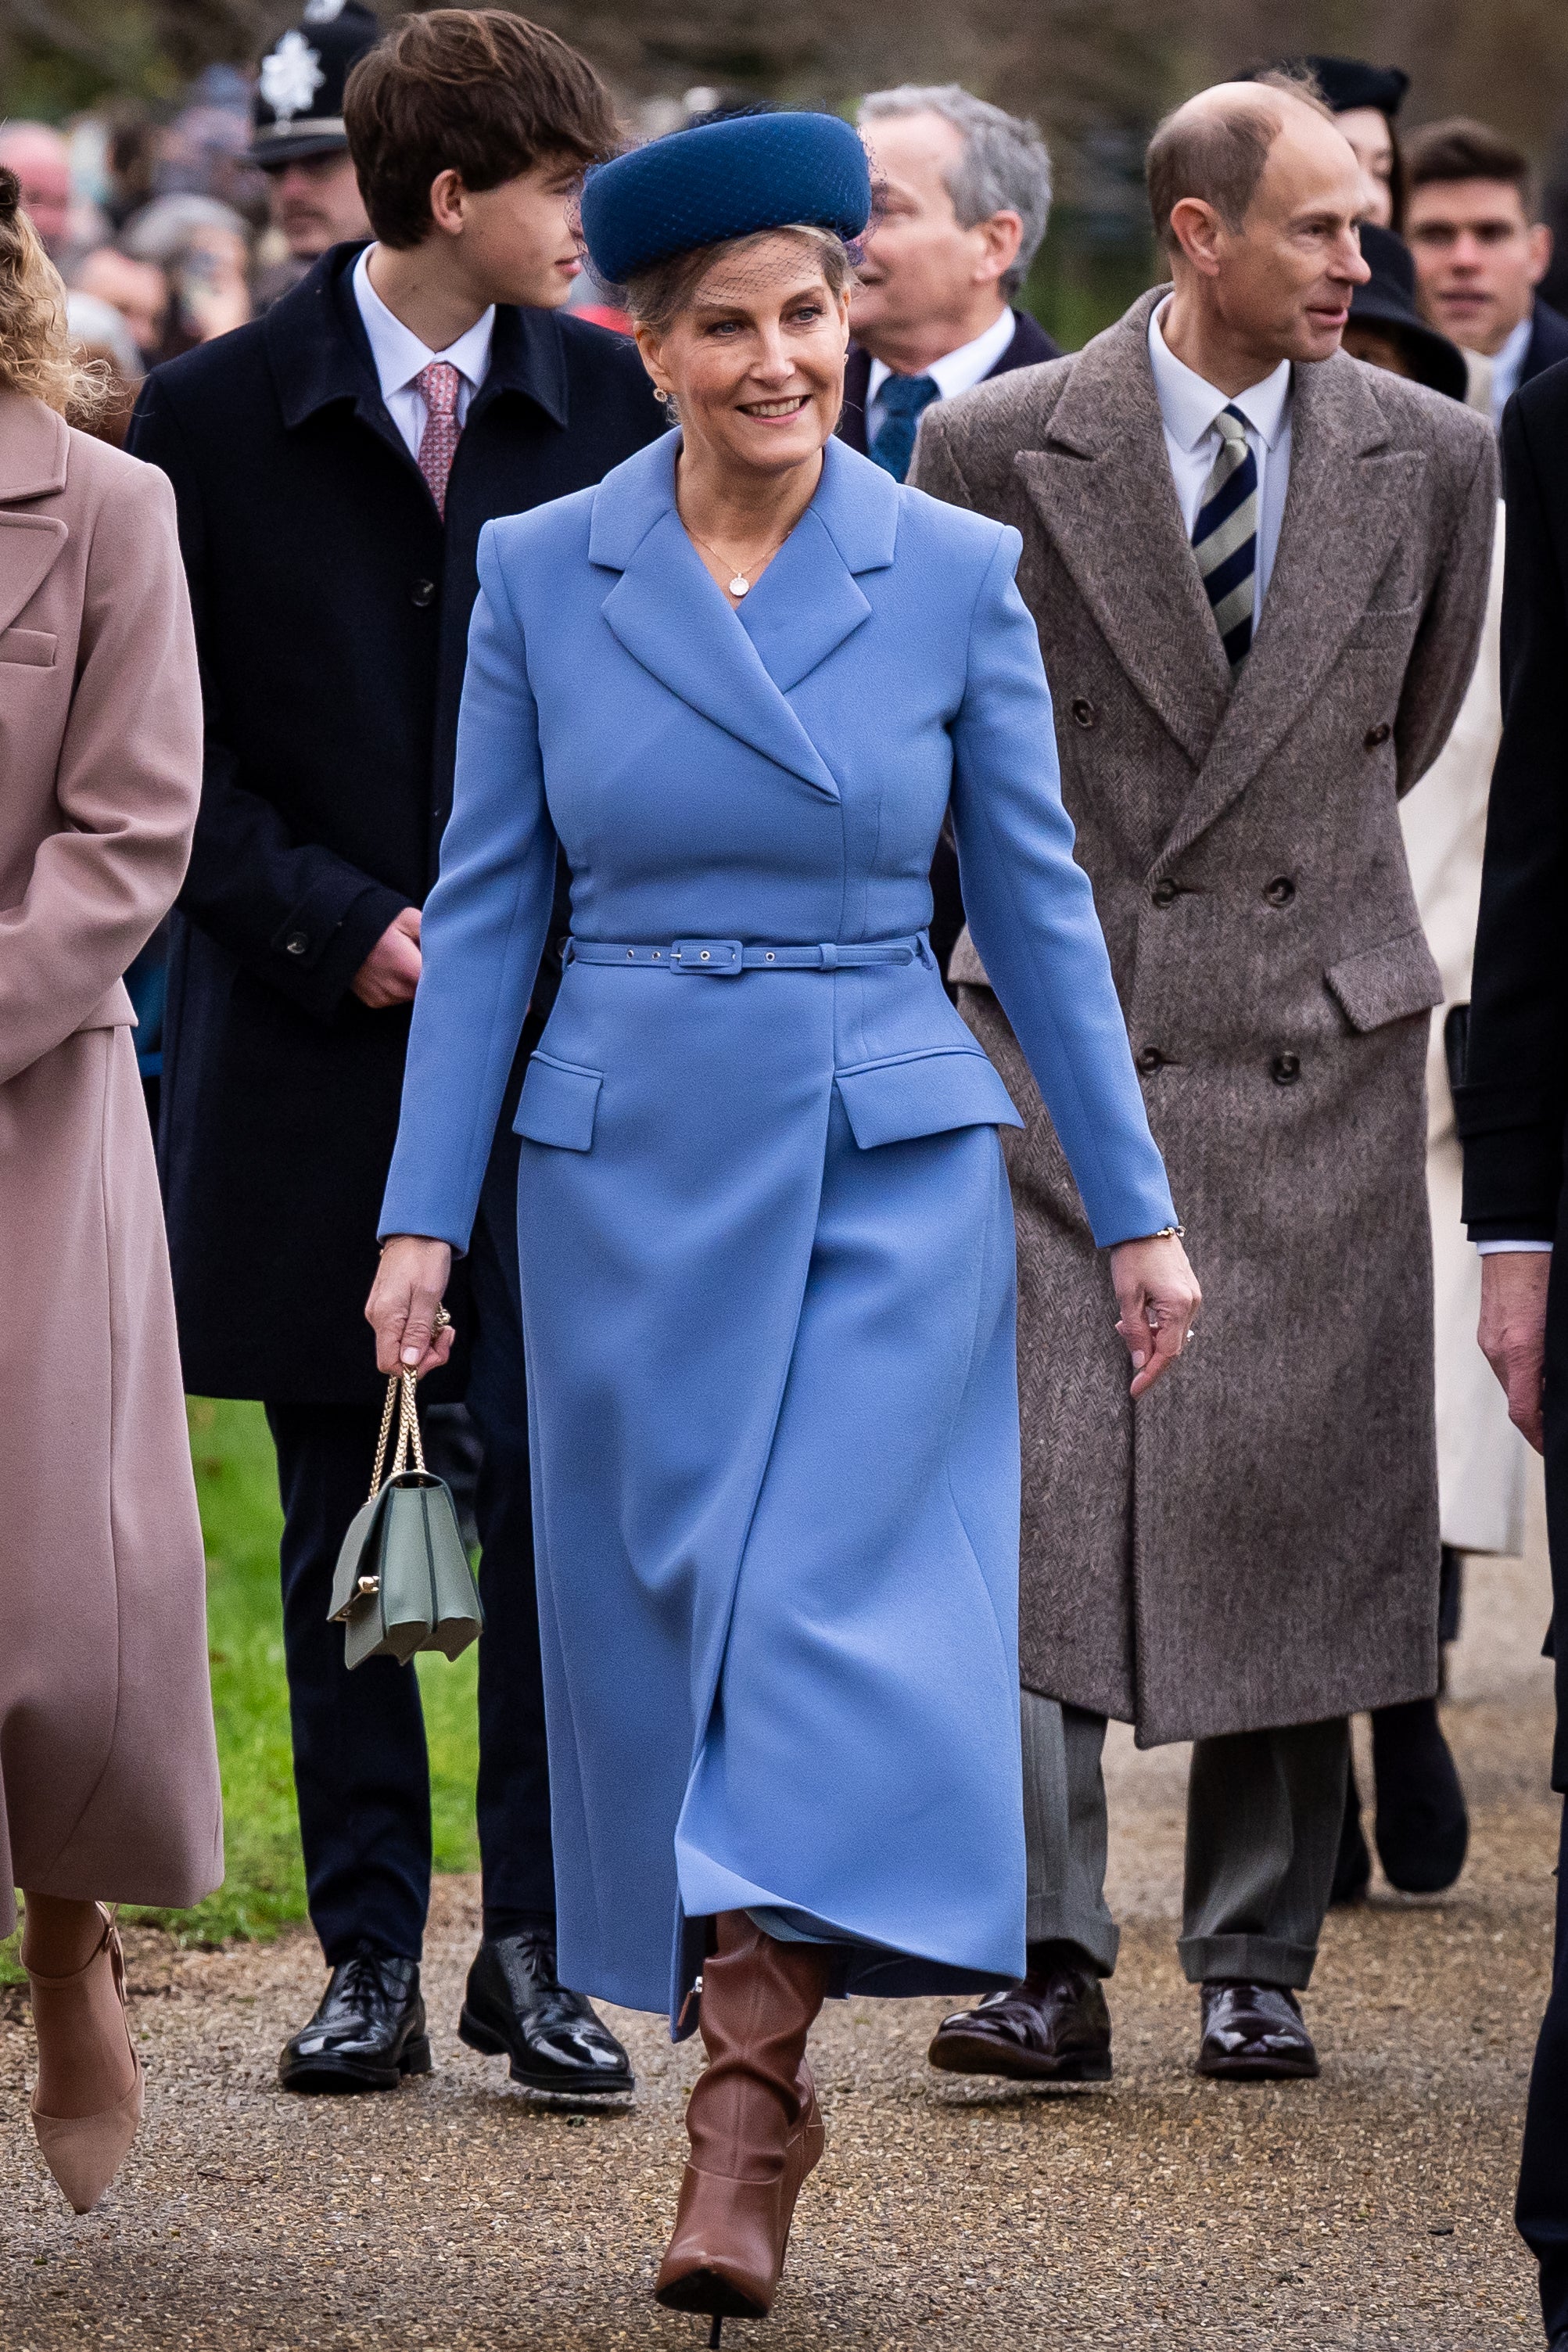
870, 373, 940, 482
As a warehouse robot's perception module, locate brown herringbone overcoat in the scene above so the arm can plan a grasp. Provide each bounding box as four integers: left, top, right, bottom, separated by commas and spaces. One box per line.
911, 290, 1498, 1745
0, 390, 221, 1926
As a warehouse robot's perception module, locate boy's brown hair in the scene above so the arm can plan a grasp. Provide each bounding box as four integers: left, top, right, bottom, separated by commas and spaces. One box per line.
345, 9, 618, 250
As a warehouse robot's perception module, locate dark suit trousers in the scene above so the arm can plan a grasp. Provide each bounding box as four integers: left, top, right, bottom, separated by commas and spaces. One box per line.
266, 1121, 551, 1964
1516, 1242, 1568, 2342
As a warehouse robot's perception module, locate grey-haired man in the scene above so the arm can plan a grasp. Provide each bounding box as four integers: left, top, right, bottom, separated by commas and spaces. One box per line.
844, 86, 1060, 480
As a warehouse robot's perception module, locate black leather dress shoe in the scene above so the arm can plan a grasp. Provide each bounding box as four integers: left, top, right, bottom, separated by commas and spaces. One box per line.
459, 1932, 633, 2095
278, 1947, 430, 2094
1197, 1981, 1319, 2081
1371, 1697, 1469, 1894
928, 1949, 1112, 2082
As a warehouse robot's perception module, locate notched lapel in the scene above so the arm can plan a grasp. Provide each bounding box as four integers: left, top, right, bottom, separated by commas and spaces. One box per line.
736, 507, 872, 694
0, 513, 68, 633
601, 508, 842, 799
1010, 297, 1230, 768
1159, 357, 1419, 866
1017, 445, 1229, 768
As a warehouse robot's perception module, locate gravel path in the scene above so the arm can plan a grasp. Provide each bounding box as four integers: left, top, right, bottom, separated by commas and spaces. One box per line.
1, 1485, 1557, 2352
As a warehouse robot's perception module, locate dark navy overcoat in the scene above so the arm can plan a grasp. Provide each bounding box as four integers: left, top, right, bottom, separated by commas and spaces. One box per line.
127, 245, 664, 1399
381, 433, 1177, 2025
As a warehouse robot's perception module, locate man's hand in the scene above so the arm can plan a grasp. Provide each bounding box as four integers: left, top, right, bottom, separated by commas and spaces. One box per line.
1479, 1248, 1552, 1453
1109, 1232, 1202, 1399
352, 906, 422, 1008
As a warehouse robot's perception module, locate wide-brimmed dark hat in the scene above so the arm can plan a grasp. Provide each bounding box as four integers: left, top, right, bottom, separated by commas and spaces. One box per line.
1349, 222, 1467, 400
580, 111, 872, 288
249, 0, 380, 169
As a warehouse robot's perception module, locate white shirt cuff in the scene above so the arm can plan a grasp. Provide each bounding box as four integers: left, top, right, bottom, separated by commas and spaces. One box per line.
1475, 1239, 1554, 1254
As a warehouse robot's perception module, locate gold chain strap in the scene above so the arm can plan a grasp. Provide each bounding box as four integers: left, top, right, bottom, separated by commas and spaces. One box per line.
367, 1369, 426, 1501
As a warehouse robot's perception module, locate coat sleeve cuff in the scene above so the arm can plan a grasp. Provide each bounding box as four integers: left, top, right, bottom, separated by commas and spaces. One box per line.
1460, 1126, 1564, 1241
268, 881, 409, 1020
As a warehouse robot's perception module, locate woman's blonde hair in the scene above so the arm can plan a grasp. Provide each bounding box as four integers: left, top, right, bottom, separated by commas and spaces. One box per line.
622, 221, 853, 337
0, 167, 108, 424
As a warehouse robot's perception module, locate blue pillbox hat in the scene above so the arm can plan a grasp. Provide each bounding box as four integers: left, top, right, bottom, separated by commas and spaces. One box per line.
580, 110, 872, 287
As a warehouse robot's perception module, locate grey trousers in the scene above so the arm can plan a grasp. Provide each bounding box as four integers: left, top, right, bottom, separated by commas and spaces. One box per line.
1022, 1692, 1350, 1991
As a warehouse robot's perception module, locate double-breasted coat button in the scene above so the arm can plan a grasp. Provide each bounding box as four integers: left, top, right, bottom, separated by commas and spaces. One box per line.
1070, 697, 1097, 729
1150, 878, 1179, 908
1262, 876, 1296, 907
411, 578, 436, 609
1136, 1045, 1165, 1074
283, 931, 308, 956
1272, 1052, 1301, 1085
1364, 720, 1391, 748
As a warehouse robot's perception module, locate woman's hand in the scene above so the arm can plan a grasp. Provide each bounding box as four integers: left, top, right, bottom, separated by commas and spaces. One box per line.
1109, 1233, 1202, 1399
367, 1235, 456, 1377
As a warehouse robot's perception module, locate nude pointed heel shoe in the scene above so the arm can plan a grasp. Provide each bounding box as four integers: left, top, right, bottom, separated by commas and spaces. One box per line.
27, 1906, 144, 2214
655, 1912, 829, 2326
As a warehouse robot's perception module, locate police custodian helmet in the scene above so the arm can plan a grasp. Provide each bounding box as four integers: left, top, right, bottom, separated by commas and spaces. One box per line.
249, 0, 381, 171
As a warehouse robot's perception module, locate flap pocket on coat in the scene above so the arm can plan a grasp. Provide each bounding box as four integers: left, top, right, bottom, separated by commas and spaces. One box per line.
1326, 932, 1443, 1033
0, 627, 56, 668
834, 1046, 1022, 1149
513, 1052, 603, 1151
1344, 601, 1421, 649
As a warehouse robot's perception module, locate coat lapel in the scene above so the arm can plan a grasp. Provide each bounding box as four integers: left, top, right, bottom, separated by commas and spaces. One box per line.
0, 391, 70, 627
1158, 353, 1423, 866
1014, 290, 1231, 770
591, 436, 897, 799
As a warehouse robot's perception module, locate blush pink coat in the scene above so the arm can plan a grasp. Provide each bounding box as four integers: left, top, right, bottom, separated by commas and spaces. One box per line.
0, 388, 221, 1927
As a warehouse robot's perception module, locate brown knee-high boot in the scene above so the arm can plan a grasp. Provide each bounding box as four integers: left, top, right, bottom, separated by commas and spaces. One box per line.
655, 1912, 830, 2323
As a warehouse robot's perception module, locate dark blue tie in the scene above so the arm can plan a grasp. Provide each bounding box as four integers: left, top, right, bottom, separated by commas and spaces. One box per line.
870, 373, 940, 482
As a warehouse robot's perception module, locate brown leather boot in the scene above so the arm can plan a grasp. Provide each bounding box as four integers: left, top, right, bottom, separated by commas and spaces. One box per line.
655, 1912, 830, 2323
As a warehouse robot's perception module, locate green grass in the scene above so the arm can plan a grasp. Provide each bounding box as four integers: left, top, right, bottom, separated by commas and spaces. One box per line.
2, 1399, 481, 1981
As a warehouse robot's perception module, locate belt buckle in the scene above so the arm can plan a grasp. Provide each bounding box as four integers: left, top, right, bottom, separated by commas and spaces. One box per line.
671, 938, 744, 976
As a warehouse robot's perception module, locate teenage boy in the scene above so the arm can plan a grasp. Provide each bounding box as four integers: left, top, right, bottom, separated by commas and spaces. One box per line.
129, 9, 663, 2098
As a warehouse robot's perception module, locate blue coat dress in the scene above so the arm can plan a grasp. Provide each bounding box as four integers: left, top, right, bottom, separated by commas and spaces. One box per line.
380, 430, 1176, 2030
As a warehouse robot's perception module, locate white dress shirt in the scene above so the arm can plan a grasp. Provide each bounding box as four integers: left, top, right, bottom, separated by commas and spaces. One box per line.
1486, 313, 1533, 429
865, 307, 1017, 451
1147, 300, 1293, 627
352, 245, 494, 461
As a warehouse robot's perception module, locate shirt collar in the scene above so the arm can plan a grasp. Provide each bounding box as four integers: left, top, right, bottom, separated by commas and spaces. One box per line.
1147, 297, 1292, 452
352, 244, 495, 400
866, 307, 1018, 411
1489, 312, 1534, 408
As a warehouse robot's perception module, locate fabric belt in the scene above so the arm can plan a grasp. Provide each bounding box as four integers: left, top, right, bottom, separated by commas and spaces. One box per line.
562, 935, 931, 975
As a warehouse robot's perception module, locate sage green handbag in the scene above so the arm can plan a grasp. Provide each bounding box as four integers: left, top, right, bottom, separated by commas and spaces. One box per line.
328, 1370, 483, 1669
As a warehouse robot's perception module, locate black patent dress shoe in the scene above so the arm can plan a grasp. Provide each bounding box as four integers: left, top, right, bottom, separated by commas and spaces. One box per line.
278, 1947, 430, 2094
1371, 1697, 1469, 1894
1197, 1981, 1319, 2081
459, 1932, 633, 2095
928, 1948, 1112, 2082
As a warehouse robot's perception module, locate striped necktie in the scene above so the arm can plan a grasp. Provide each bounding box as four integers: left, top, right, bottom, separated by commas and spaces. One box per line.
1192, 404, 1258, 670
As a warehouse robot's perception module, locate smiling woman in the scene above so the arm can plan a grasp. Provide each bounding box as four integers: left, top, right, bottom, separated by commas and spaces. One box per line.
368, 104, 1192, 2337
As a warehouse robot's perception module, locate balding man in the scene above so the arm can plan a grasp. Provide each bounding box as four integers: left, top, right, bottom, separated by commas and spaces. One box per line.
913, 74, 1495, 2080
0, 123, 72, 259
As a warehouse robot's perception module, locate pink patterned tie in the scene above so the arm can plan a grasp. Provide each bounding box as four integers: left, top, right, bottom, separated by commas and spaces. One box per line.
414, 361, 461, 517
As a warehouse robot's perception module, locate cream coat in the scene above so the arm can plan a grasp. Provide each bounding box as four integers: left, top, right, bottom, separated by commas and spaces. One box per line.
1399, 510, 1530, 1556
0, 390, 221, 1928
